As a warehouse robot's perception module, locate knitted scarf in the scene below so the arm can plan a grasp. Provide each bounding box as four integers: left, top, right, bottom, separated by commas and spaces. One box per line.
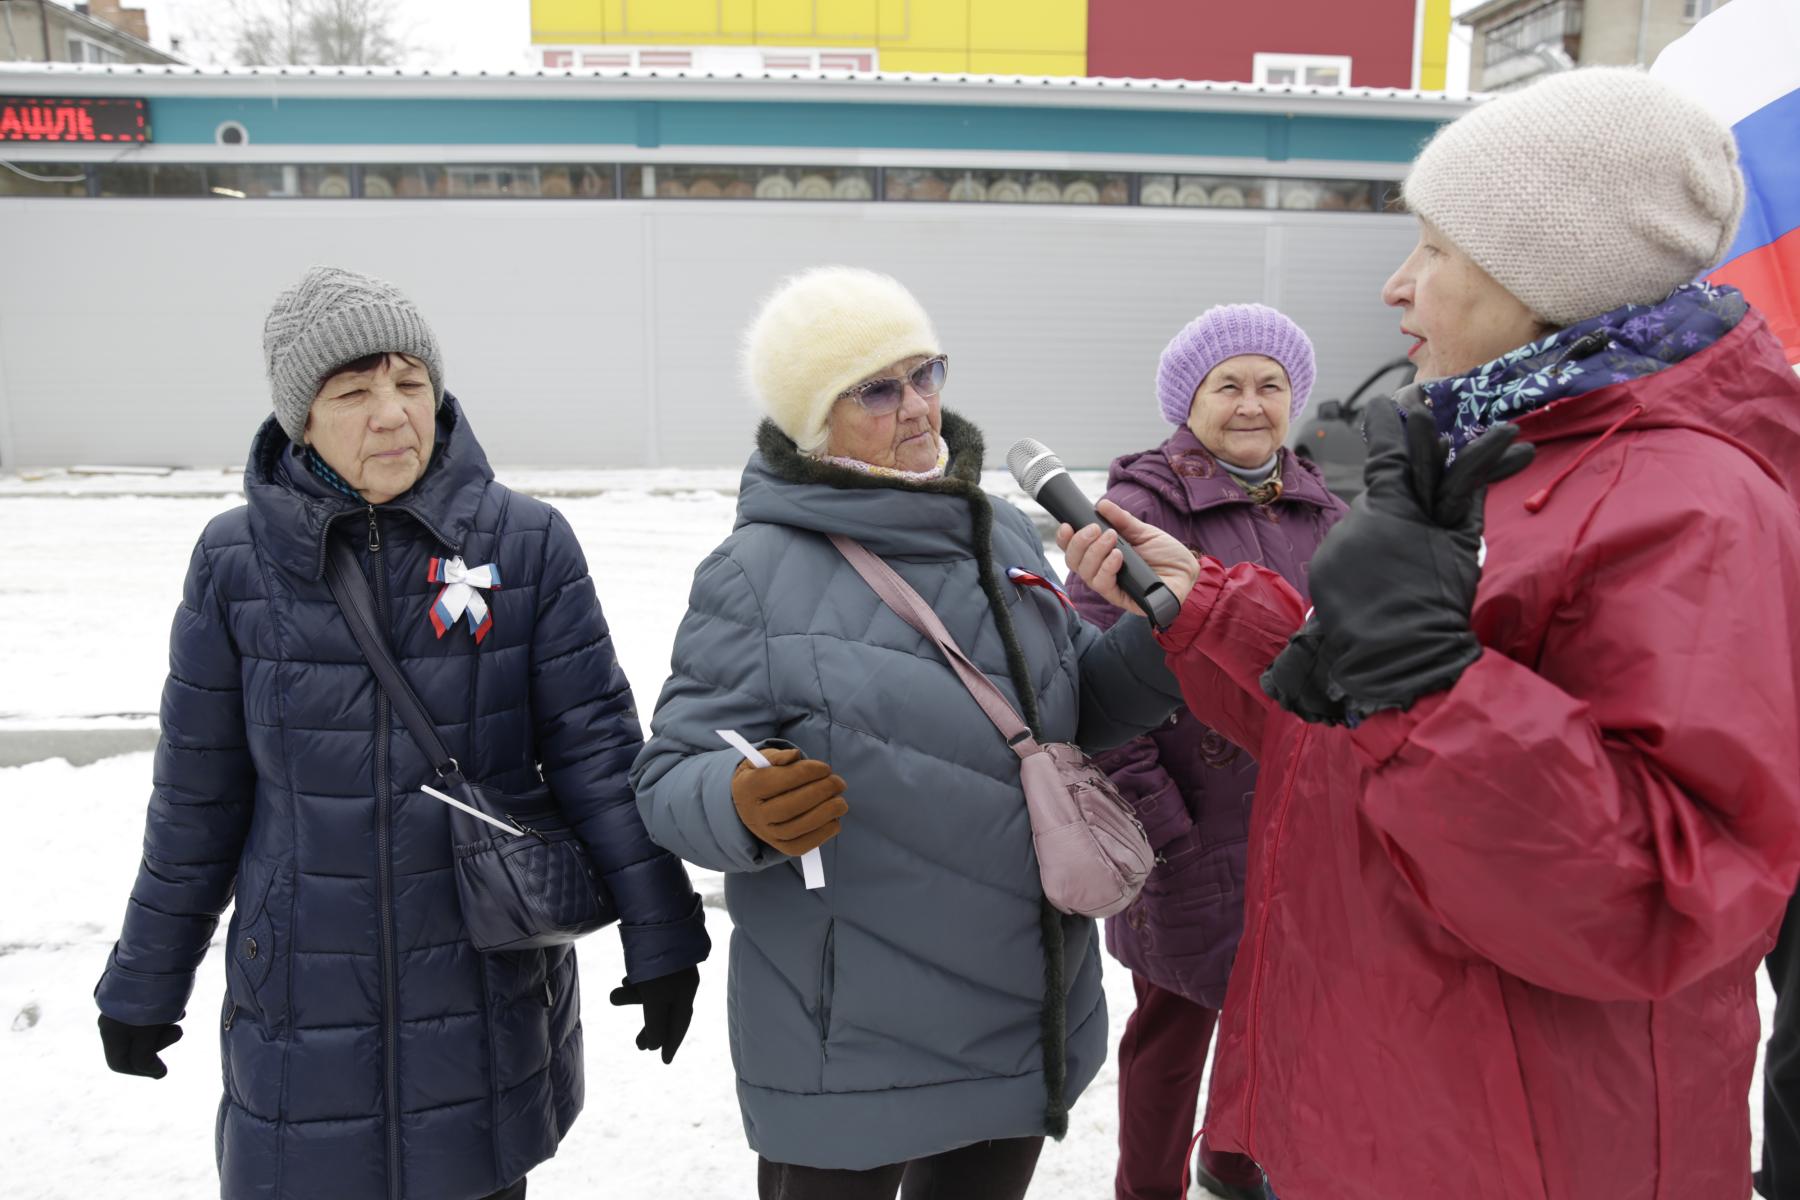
815, 433, 950, 482
303, 446, 365, 501
1421, 281, 1747, 458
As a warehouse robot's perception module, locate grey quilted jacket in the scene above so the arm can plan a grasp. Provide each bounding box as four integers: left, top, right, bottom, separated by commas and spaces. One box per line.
632, 411, 1181, 1170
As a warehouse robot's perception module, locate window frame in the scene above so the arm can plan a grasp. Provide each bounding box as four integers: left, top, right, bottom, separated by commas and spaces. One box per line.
65, 34, 125, 65
1251, 52, 1353, 89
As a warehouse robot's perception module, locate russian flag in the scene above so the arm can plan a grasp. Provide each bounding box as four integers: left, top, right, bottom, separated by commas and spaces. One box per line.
1653, 0, 1800, 366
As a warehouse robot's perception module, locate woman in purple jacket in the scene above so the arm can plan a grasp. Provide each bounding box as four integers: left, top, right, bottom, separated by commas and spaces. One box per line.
1066, 305, 1346, 1200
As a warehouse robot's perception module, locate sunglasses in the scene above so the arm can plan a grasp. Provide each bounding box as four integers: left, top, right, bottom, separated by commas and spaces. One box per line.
839, 355, 949, 415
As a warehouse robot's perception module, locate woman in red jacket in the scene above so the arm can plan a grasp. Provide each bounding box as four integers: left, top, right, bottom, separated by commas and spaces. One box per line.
1060, 67, 1800, 1200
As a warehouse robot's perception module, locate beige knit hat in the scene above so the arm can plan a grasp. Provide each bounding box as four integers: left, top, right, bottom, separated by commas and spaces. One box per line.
1403, 67, 1744, 326
743, 266, 942, 452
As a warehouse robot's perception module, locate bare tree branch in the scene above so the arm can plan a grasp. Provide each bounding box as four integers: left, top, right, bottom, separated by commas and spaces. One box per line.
303, 0, 405, 66
222, 0, 409, 67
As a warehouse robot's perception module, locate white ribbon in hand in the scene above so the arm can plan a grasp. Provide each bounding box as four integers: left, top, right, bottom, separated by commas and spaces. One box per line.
428, 555, 502, 644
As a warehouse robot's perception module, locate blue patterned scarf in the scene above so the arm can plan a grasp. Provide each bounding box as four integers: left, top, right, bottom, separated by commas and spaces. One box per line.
303, 446, 365, 501
1421, 282, 1748, 457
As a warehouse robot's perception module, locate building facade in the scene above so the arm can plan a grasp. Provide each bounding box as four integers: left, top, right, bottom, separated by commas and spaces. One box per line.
0, 0, 181, 65
0, 62, 1474, 469
1464, 0, 1730, 91
530, 0, 1456, 90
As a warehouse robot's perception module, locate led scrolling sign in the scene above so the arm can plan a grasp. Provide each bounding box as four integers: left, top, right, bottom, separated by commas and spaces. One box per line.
0, 96, 150, 143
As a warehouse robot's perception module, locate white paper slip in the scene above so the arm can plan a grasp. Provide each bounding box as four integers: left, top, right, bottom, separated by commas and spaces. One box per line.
421, 782, 523, 837
716, 728, 772, 770
716, 729, 826, 890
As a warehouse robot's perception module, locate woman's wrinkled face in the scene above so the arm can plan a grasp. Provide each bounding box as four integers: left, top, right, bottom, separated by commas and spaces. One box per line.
304, 353, 435, 505
1382, 217, 1549, 382
822, 354, 943, 472
1186, 354, 1291, 469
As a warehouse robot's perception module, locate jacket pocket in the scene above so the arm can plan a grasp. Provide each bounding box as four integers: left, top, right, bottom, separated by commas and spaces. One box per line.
816, 920, 837, 1048
224, 867, 285, 1027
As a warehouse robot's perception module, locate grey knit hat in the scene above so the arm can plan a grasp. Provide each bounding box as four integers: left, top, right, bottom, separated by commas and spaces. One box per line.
262, 266, 445, 443
1403, 67, 1744, 326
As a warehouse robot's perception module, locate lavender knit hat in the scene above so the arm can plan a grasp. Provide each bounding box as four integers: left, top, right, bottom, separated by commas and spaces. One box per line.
1157, 304, 1316, 426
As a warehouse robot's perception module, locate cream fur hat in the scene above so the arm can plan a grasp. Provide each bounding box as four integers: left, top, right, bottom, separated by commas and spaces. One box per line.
743, 266, 942, 452
1403, 67, 1744, 326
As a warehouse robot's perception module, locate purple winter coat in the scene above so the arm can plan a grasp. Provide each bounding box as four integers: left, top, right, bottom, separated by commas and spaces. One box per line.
1065, 426, 1346, 1008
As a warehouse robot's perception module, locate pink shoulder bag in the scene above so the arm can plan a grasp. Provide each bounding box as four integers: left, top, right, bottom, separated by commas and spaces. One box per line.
830, 534, 1154, 919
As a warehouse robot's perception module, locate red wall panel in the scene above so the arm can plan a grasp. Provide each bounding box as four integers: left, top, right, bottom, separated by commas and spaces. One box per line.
1088, 0, 1418, 88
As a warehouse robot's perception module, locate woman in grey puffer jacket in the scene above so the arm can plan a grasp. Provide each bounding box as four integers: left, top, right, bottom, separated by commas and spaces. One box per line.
633, 267, 1183, 1200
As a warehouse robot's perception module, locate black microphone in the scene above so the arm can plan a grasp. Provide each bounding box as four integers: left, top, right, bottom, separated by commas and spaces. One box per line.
1007, 438, 1183, 631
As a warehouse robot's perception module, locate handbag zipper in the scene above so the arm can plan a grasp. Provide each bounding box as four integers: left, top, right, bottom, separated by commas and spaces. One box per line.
368, 506, 404, 1200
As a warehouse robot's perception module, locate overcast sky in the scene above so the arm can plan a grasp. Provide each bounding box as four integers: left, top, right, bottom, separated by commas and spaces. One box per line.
64, 0, 1485, 92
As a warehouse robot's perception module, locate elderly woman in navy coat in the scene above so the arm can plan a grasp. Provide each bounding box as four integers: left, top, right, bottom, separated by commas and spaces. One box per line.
93, 267, 709, 1200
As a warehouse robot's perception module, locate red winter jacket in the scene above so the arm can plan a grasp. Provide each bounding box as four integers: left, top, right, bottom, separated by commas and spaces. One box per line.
1159, 311, 1800, 1200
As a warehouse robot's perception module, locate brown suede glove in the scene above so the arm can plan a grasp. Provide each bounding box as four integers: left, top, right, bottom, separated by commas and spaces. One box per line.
731, 746, 849, 857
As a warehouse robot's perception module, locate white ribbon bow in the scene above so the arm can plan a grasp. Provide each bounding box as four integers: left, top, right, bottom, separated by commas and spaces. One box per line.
428, 556, 502, 644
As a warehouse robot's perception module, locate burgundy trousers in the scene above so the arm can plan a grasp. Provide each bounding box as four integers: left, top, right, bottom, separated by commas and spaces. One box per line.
1115, 974, 1261, 1200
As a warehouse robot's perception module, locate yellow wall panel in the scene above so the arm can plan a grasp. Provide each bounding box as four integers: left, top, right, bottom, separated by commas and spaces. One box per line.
887, 0, 970, 51
719, 0, 756, 37
876, 0, 910, 41
755, 0, 817, 39
879, 47, 971, 73
530, 0, 605, 40
620, 0, 722, 39
968, 50, 1085, 76
969, 0, 1084, 55
532, 0, 1091, 73
817, 0, 880, 39
1418, 0, 1452, 91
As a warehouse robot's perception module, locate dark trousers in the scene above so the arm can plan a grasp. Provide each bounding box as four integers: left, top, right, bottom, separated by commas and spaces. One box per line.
480, 1179, 526, 1200
758, 1137, 1044, 1200
1763, 888, 1800, 1199
1116, 974, 1261, 1200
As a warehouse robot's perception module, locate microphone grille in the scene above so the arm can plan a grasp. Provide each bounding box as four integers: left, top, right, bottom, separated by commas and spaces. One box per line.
1006, 438, 1065, 497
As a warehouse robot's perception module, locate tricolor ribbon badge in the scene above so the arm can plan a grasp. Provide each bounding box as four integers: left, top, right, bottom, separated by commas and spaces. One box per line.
427, 556, 502, 644
1007, 566, 1075, 612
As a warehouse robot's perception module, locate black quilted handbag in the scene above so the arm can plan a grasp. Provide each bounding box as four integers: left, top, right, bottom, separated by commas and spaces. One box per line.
324, 536, 616, 953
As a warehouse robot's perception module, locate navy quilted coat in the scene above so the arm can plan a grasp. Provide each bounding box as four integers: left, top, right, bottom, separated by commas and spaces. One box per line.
633, 413, 1183, 1170
95, 398, 710, 1200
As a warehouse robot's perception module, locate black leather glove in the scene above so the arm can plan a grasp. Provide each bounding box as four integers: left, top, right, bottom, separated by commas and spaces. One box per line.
98, 1014, 182, 1079
1262, 393, 1535, 723
1257, 613, 1345, 725
609, 966, 699, 1065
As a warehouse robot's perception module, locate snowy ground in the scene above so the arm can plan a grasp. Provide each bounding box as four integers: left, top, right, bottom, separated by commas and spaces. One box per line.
0, 470, 1775, 1199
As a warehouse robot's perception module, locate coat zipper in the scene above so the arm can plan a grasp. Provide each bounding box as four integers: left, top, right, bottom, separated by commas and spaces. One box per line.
1241, 726, 1312, 1156
368, 505, 403, 1200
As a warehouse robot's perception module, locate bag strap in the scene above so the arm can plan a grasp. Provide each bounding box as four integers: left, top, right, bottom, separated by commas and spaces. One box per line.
322, 535, 459, 777
827, 534, 1043, 759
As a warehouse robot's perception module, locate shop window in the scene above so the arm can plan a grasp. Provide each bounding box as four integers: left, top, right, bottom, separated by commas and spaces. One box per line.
360, 165, 615, 198
885, 167, 1128, 206
625, 164, 875, 200
93, 163, 206, 196
0, 162, 86, 197
204, 165, 351, 198
1139, 174, 1274, 209
28, 162, 1397, 215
